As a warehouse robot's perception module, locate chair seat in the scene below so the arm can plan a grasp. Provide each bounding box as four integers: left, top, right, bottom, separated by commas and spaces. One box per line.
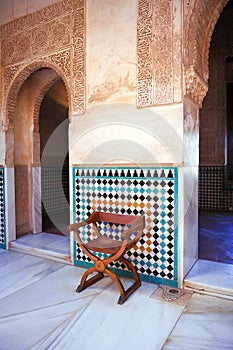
85, 235, 128, 254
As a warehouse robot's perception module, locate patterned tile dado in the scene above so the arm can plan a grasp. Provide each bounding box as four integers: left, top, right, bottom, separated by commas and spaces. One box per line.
0, 168, 6, 249
73, 166, 178, 287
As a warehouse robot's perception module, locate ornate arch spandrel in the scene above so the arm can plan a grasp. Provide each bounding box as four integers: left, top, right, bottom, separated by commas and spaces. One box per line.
184, 0, 228, 107
3, 63, 68, 167
0, 0, 86, 129
2, 59, 72, 131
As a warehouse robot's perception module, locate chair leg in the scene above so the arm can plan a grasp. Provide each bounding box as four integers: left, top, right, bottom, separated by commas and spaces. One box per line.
76, 266, 104, 293
104, 258, 141, 305
117, 256, 141, 305
119, 256, 141, 284
104, 267, 126, 302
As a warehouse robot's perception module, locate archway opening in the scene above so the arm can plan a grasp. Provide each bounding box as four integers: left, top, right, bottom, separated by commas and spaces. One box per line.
199, 0, 233, 266
10, 66, 70, 259
39, 79, 69, 235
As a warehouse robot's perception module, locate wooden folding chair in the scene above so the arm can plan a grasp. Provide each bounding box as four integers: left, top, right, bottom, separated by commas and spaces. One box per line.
68, 211, 145, 304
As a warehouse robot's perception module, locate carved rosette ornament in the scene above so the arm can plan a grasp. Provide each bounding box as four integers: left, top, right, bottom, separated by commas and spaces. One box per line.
184, 66, 208, 107
0, 0, 85, 130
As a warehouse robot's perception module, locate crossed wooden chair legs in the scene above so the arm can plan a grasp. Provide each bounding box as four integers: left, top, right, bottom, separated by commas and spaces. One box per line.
76, 254, 141, 305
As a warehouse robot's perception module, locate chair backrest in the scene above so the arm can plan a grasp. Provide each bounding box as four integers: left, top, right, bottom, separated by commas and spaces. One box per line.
86, 211, 144, 227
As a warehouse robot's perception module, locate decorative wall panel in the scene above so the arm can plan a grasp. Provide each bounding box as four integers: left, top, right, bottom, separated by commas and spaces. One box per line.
73, 166, 178, 287
0, 168, 6, 249
137, 0, 177, 107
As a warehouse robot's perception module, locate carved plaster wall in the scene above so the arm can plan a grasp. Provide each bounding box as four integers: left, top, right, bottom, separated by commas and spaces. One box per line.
137, 0, 229, 108
183, 0, 228, 107
0, 0, 230, 127
137, 0, 182, 107
0, 0, 85, 131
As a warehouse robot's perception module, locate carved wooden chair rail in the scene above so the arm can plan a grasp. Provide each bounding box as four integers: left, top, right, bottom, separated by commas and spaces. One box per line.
68, 211, 145, 304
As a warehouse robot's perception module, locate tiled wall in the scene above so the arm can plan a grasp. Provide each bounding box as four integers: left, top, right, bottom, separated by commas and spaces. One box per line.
0, 168, 6, 249
199, 166, 233, 211
73, 166, 178, 287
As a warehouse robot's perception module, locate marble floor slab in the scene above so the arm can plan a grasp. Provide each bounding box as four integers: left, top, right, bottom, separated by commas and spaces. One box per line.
163, 293, 233, 349
0, 250, 182, 350
0, 251, 64, 300
0, 250, 232, 350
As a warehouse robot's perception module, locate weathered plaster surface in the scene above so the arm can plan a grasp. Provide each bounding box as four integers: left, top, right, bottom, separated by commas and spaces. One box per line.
87, 0, 137, 107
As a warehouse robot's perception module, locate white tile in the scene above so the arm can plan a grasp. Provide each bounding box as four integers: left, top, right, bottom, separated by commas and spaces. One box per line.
0, 252, 64, 300
163, 293, 233, 349
0, 250, 25, 267
0, 251, 232, 350
0, 264, 110, 317
0, 298, 89, 350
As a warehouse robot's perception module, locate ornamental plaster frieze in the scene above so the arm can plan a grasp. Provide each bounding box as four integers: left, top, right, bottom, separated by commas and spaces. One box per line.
1, 15, 72, 67
137, 0, 181, 107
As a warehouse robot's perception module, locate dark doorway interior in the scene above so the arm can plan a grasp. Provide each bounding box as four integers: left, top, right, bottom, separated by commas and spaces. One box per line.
199, 1, 233, 266
39, 79, 69, 235
227, 81, 233, 181
199, 210, 233, 265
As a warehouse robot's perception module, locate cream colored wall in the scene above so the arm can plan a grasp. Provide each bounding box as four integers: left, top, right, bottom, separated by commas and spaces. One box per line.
70, 0, 184, 167
0, 0, 61, 26
70, 104, 183, 166
86, 0, 137, 107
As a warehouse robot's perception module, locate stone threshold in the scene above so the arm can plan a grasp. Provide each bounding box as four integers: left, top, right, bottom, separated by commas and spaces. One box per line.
183, 259, 233, 299
9, 240, 71, 265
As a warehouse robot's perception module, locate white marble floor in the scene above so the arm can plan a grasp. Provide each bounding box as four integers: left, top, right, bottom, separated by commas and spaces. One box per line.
0, 249, 232, 350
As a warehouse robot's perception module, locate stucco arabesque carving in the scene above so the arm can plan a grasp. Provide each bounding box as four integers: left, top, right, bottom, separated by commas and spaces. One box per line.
2, 52, 71, 131
0, 0, 85, 131
184, 0, 228, 107
184, 65, 208, 107
137, 0, 174, 107
138, 0, 228, 108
